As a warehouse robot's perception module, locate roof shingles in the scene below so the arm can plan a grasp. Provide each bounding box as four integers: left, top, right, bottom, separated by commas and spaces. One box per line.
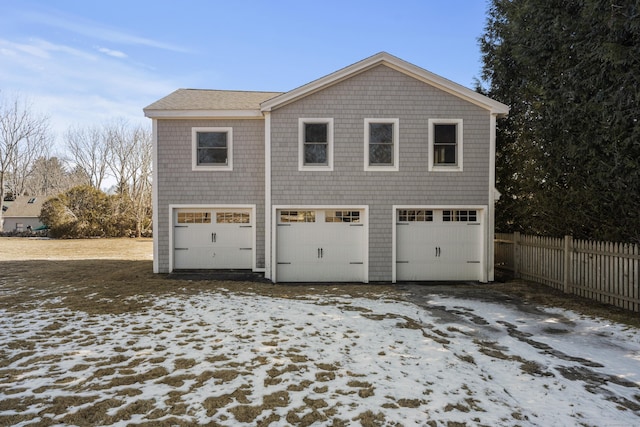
144, 89, 283, 112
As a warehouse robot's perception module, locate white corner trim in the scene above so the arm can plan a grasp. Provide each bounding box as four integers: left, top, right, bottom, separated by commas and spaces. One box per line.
264, 112, 272, 280
487, 113, 498, 282
151, 119, 159, 273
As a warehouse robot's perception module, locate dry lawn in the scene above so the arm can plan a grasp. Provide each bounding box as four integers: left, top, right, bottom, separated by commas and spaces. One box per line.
0, 237, 636, 325
0, 238, 400, 315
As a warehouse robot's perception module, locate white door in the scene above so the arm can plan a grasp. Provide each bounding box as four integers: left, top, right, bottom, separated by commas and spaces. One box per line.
173, 208, 252, 270
396, 209, 483, 281
276, 209, 366, 282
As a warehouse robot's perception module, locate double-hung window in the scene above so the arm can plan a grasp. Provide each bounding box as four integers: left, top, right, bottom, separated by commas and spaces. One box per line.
299, 118, 333, 171
428, 119, 463, 171
192, 127, 233, 171
364, 118, 399, 171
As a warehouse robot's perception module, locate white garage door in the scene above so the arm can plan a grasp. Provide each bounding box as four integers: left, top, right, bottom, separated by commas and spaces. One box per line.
276, 209, 366, 282
173, 208, 252, 270
396, 209, 483, 281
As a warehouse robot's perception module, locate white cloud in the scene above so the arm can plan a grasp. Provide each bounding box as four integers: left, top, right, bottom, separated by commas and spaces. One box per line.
97, 47, 128, 59
24, 9, 192, 54
0, 35, 176, 151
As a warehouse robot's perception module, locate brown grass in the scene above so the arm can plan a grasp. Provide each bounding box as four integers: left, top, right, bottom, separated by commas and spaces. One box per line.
1, 236, 637, 327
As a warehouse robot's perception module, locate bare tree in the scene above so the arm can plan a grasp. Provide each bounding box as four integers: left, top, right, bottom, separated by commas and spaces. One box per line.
64, 124, 110, 190
25, 156, 78, 196
0, 92, 50, 231
104, 120, 152, 236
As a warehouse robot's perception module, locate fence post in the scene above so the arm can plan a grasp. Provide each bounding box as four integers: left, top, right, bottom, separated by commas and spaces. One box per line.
513, 232, 520, 279
563, 235, 573, 293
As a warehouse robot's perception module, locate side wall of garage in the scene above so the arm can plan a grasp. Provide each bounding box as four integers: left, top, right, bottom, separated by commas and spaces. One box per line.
269, 65, 492, 282
155, 118, 265, 273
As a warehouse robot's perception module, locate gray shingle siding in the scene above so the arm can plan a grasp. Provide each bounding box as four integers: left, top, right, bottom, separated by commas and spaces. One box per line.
149, 55, 505, 282
270, 65, 491, 281
155, 118, 265, 273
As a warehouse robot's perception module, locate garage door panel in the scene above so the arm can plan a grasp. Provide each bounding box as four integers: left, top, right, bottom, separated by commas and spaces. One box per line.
277, 262, 363, 282
173, 208, 253, 270
276, 209, 366, 283
174, 247, 214, 270
396, 209, 483, 281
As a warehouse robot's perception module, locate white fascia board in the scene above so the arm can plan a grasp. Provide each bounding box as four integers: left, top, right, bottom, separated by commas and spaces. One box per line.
382, 60, 510, 117
260, 52, 509, 116
143, 109, 264, 119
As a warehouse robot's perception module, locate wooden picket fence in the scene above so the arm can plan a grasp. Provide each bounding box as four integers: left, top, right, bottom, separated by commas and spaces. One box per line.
495, 232, 640, 312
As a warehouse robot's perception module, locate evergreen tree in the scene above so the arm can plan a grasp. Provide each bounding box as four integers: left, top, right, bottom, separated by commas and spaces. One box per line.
480, 0, 640, 243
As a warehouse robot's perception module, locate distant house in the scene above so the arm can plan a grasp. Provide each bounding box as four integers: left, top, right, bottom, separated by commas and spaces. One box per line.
2, 196, 46, 232
144, 52, 509, 283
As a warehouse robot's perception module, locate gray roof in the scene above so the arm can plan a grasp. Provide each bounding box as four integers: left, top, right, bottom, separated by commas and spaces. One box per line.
144, 89, 283, 112
3, 196, 46, 218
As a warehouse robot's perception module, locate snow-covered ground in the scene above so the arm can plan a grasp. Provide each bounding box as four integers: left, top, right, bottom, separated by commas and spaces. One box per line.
1, 288, 639, 426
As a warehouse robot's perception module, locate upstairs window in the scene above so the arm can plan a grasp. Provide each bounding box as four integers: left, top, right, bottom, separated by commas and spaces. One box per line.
364, 118, 399, 171
299, 119, 333, 171
428, 119, 463, 171
192, 127, 233, 171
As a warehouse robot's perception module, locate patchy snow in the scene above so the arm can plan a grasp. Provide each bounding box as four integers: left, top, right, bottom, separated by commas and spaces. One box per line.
1, 289, 639, 426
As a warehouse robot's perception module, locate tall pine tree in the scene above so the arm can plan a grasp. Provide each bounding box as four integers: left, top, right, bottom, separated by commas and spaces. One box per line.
480, 0, 640, 243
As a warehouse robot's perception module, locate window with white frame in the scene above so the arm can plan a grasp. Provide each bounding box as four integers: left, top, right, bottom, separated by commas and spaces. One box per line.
428, 119, 463, 171
299, 118, 333, 171
364, 118, 399, 171
192, 127, 233, 171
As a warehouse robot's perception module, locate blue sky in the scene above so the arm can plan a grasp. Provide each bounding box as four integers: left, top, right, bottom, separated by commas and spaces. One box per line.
1, 0, 490, 150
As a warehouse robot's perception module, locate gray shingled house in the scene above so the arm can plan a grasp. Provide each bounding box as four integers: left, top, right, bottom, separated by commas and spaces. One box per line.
1, 196, 46, 232
144, 52, 509, 283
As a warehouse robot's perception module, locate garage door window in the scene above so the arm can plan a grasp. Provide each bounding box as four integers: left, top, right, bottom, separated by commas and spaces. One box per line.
326, 211, 360, 223
280, 210, 316, 223
177, 212, 211, 224
398, 210, 433, 222
443, 210, 477, 222
216, 212, 250, 224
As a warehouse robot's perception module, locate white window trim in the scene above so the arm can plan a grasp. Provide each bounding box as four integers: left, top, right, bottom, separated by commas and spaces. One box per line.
298, 118, 334, 171
364, 118, 399, 171
192, 127, 233, 171
428, 119, 463, 172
